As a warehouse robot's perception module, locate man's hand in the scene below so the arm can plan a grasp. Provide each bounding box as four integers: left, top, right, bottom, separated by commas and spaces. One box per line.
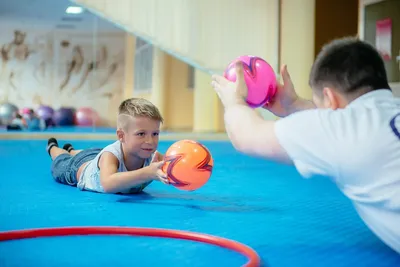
211, 61, 247, 109
262, 65, 301, 117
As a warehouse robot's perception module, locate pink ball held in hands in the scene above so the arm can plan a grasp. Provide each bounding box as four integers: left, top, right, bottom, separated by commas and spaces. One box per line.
223, 55, 277, 108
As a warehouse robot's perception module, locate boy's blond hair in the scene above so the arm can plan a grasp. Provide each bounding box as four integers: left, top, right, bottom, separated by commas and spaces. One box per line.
117, 98, 163, 130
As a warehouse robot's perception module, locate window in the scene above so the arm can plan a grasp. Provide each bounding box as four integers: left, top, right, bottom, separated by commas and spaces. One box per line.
188, 65, 195, 89
134, 37, 153, 92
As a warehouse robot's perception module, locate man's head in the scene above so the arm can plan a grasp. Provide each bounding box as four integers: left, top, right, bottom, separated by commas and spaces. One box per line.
117, 98, 163, 159
309, 37, 390, 109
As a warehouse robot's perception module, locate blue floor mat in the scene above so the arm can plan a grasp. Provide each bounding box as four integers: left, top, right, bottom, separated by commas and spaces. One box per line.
0, 126, 115, 133
0, 126, 186, 134
0, 140, 399, 267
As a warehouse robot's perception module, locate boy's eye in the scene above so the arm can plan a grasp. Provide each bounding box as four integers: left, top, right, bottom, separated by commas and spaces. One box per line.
137, 132, 145, 136
153, 132, 159, 136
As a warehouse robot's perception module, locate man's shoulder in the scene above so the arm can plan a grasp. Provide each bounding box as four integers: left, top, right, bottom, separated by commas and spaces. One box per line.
274, 107, 366, 147
279, 104, 384, 126
277, 108, 340, 127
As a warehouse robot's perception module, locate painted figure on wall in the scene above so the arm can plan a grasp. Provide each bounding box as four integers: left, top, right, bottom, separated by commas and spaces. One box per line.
59, 42, 120, 98
59, 42, 85, 91
0, 27, 126, 126
0, 30, 31, 99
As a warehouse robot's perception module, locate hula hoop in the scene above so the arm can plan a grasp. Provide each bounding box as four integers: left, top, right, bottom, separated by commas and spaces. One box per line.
0, 226, 260, 267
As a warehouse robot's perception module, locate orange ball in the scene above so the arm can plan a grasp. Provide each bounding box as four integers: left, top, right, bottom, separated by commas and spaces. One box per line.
162, 140, 213, 191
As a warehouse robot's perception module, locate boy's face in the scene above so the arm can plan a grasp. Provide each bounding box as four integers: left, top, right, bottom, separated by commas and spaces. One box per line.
118, 116, 161, 159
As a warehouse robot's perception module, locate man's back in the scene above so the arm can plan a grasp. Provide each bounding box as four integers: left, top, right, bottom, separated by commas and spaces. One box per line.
334, 90, 400, 190
274, 89, 400, 253
337, 90, 400, 254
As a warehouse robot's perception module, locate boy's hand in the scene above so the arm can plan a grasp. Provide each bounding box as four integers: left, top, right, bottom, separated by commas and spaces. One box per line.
148, 160, 169, 184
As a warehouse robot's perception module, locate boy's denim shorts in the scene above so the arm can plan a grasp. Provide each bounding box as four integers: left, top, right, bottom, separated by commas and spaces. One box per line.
51, 148, 102, 186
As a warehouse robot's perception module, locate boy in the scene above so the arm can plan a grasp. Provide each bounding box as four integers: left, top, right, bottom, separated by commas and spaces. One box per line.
211, 37, 400, 254
47, 98, 168, 194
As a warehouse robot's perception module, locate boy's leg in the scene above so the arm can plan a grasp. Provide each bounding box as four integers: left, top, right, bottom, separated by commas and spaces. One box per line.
46, 138, 69, 160
46, 138, 78, 186
63, 143, 83, 156
70, 149, 83, 156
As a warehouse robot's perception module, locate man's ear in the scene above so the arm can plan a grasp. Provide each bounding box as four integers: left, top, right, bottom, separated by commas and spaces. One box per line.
322, 87, 339, 110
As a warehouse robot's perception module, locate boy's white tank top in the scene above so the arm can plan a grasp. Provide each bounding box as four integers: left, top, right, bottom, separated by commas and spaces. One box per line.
77, 140, 155, 193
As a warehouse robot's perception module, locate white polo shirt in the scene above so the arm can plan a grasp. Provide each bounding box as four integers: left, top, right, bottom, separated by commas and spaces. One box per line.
274, 89, 400, 254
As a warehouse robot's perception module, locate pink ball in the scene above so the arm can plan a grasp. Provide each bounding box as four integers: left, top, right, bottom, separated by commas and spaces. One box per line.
74, 107, 100, 126
223, 55, 277, 108
20, 107, 31, 115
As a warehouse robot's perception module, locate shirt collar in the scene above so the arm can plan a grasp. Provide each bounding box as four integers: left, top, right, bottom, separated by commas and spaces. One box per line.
348, 89, 393, 106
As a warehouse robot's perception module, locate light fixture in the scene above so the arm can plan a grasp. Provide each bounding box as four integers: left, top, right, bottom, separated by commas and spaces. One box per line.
66, 6, 84, 14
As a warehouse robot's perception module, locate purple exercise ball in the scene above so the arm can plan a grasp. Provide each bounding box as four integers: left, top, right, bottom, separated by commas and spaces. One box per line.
36, 105, 54, 121
53, 107, 75, 126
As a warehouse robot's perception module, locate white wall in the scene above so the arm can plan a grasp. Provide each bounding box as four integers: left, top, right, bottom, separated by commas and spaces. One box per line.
358, 0, 400, 97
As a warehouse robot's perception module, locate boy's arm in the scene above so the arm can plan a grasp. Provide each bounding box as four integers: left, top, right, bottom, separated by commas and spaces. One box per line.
99, 152, 153, 193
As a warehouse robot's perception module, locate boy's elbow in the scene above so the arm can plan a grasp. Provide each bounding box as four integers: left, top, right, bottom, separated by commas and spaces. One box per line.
102, 185, 116, 194
101, 177, 118, 194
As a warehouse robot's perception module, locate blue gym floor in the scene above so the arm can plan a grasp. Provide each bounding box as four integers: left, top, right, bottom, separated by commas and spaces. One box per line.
0, 126, 116, 134
0, 139, 399, 267
0, 126, 185, 136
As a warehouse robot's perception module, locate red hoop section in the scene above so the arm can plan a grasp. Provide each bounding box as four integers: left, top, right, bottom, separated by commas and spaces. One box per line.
0, 226, 260, 267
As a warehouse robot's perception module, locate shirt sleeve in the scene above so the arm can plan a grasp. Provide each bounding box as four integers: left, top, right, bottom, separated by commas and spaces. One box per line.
274, 109, 340, 179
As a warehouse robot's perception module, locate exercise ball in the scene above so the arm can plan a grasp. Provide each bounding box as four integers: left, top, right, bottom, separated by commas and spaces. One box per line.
53, 107, 75, 126
75, 107, 100, 126
37, 105, 55, 127
19, 107, 32, 121
37, 105, 54, 121
20, 107, 31, 115
0, 103, 19, 125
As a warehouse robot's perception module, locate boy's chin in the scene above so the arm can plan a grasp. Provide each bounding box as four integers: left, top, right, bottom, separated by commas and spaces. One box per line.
138, 150, 154, 159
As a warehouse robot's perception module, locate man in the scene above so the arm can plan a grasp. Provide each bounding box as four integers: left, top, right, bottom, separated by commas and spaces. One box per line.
211, 37, 400, 254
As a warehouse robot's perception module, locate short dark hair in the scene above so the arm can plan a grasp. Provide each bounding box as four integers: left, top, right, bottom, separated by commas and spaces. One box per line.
309, 37, 390, 96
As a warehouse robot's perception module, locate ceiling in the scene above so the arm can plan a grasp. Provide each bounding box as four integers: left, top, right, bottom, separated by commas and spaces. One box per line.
0, 0, 122, 31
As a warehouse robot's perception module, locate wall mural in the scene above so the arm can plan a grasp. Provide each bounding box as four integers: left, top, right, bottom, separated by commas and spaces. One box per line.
0, 27, 126, 126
